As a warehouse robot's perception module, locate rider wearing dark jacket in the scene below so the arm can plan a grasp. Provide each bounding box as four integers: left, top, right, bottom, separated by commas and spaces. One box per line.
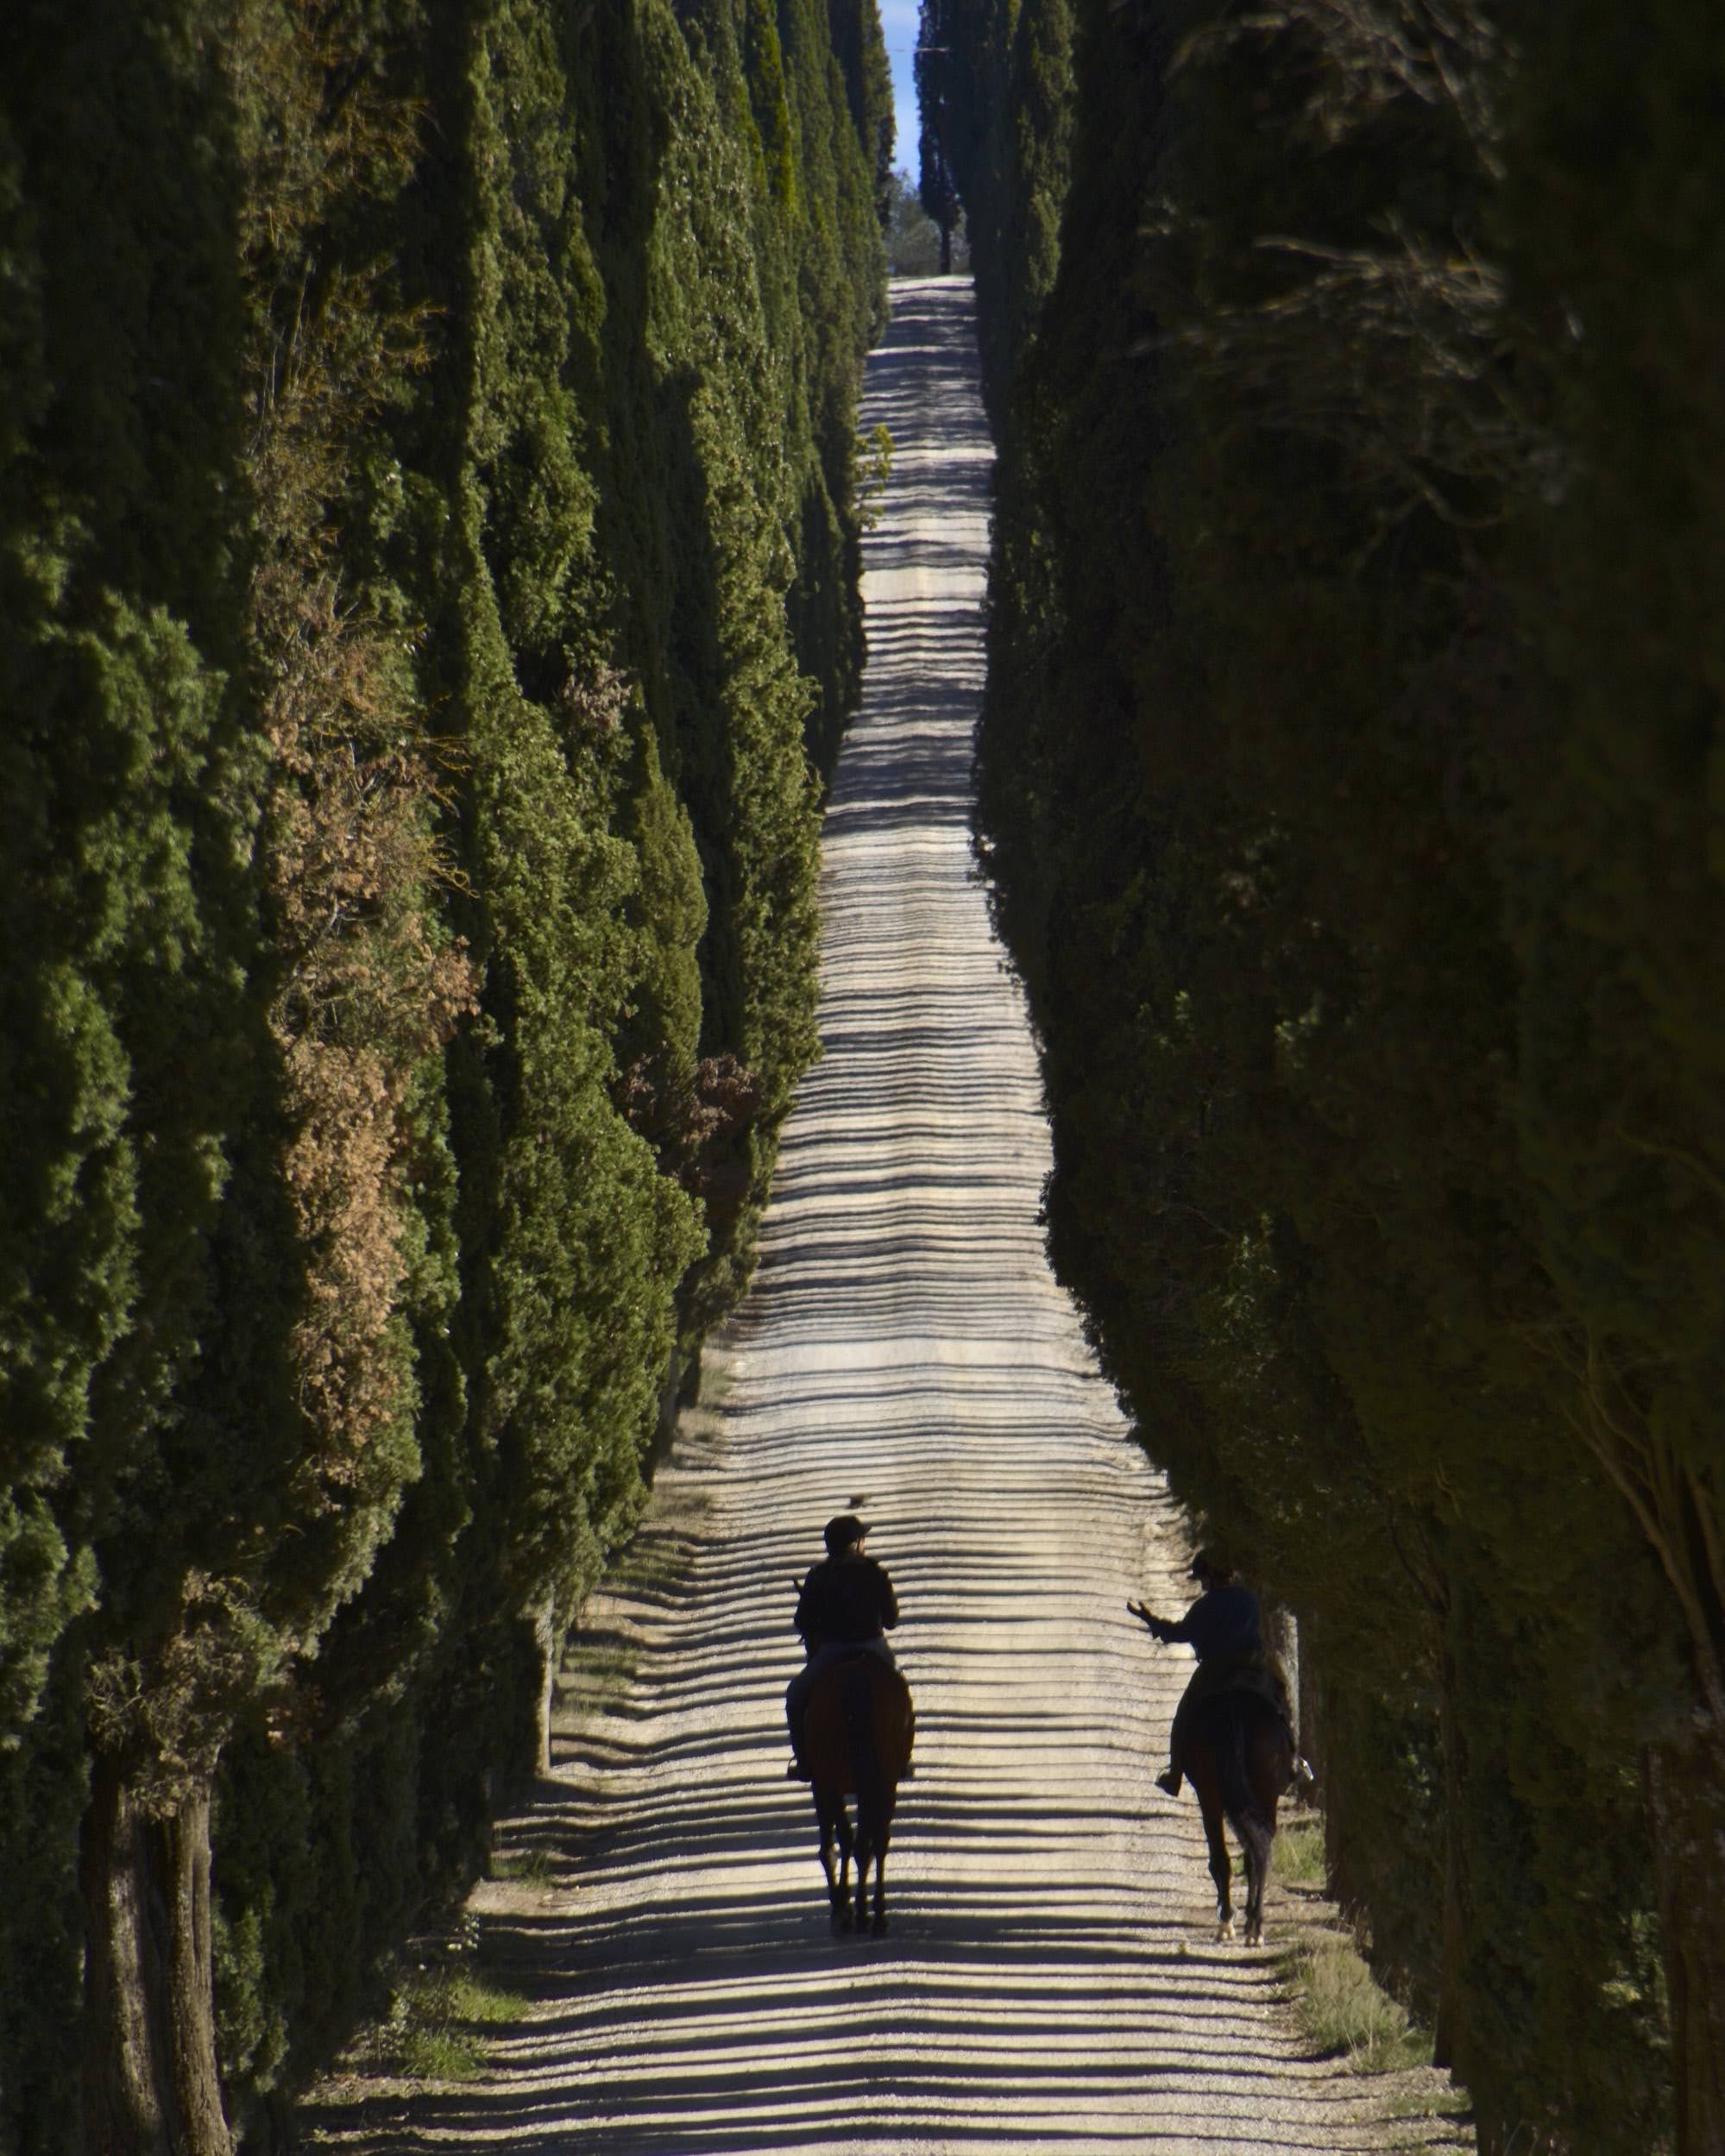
1130, 1551, 1301, 1797
795, 1543, 898, 1646
785, 1515, 897, 1776
1137, 1578, 1262, 1663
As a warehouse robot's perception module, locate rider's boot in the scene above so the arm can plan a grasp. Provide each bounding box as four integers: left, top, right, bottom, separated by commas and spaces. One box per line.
1155, 1765, 1182, 1797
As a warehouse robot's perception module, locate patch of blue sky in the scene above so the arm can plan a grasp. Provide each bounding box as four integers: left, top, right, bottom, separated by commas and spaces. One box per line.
878, 0, 921, 174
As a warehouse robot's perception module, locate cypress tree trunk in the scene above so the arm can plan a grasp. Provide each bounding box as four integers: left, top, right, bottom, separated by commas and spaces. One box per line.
939, 220, 952, 274
1317, 1675, 1346, 1886
1646, 1721, 1725, 2156
1431, 1807, 1470, 2084
82, 1757, 232, 2156
1296, 1632, 1320, 1778
1264, 1606, 1298, 1741
1432, 1655, 1476, 2096
535, 1596, 558, 1778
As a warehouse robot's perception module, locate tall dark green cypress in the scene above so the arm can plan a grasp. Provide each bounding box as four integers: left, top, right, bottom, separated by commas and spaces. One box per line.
952, 0, 1720, 2147
0, 5, 264, 2144
0, 0, 891, 2144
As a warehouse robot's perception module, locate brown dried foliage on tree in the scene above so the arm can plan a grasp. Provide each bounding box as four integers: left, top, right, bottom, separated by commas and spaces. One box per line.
619, 1048, 764, 1218
236, 0, 477, 1508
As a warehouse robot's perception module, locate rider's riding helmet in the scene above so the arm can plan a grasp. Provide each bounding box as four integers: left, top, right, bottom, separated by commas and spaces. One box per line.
824, 1513, 867, 1555
1188, 1549, 1233, 1586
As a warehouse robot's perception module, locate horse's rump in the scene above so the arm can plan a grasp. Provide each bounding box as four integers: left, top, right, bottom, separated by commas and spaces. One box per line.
1187, 1681, 1290, 1749
806, 1655, 914, 1796
1187, 1686, 1294, 1815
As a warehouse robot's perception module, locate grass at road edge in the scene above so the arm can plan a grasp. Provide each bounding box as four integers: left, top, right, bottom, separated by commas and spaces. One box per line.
1276, 1813, 1326, 1886
367, 1919, 526, 2084
1273, 1809, 1475, 2144
1279, 1927, 1432, 2073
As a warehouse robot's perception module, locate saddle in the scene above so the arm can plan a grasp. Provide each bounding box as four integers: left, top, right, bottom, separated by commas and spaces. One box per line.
1187, 1651, 1294, 1735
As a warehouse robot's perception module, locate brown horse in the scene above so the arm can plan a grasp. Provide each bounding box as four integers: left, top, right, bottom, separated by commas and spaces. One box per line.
803, 1654, 915, 1936
1182, 1688, 1295, 1945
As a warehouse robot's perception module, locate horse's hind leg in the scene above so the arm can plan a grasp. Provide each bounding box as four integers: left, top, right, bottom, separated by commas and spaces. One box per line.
1241, 1743, 1282, 1945
1203, 1808, 1234, 1941
820, 1799, 853, 1933
818, 1807, 839, 1921
850, 1814, 876, 1941
837, 1805, 856, 1930
1241, 1791, 1277, 1945
857, 1808, 889, 1937
1240, 1815, 1271, 1946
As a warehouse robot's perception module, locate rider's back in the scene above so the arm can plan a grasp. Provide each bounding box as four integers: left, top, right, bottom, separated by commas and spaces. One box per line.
797, 1554, 897, 1645
1173, 1583, 1262, 1663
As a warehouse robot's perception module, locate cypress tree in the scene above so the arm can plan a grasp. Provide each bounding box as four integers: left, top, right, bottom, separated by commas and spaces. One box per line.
0, 0, 891, 2141
954, 0, 1719, 2146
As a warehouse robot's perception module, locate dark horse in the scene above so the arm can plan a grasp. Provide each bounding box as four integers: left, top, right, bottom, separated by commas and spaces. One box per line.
1182, 1687, 1294, 1946
803, 1655, 915, 1936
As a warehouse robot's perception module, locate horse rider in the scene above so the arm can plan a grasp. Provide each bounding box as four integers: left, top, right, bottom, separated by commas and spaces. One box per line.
785, 1514, 898, 1779
1129, 1549, 1311, 1797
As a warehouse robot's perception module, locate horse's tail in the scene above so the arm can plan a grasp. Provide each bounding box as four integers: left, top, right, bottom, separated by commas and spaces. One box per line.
843, 1661, 880, 1797
1218, 1699, 1275, 1872
1216, 1704, 1255, 1833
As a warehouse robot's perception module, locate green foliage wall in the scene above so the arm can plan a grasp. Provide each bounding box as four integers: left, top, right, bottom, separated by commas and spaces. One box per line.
0, 0, 886, 2145
947, 1, 1722, 2150
914, 0, 1071, 418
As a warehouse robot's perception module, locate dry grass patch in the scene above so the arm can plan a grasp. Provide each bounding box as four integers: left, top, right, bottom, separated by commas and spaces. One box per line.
1275, 1813, 1326, 1887
1280, 1928, 1432, 2073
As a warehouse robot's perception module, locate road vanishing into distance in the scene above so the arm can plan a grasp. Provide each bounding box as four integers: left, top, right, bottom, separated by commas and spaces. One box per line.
309, 279, 1468, 2156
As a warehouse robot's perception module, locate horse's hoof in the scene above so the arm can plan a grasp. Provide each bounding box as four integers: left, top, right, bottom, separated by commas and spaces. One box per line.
1245, 1924, 1263, 1947
1217, 1919, 1235, 1943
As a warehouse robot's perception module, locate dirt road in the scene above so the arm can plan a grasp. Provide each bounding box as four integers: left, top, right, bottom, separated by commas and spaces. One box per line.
310, 279, 1445, 2156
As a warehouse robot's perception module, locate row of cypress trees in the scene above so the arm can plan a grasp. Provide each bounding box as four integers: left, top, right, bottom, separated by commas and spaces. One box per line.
0, 0, 891, 2148
924, 2, 1723, 2151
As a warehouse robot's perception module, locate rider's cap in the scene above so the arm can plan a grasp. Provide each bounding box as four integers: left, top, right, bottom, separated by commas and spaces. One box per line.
824, 1513, 867, 1554
1189, 1548, 1232, 1582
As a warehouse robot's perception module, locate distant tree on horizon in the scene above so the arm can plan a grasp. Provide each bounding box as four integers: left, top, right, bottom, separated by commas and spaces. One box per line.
885, 166, 969, 277
915, 0, 960, 270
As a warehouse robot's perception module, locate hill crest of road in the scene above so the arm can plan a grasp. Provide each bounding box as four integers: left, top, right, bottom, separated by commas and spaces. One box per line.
308, 278, 1468, 2156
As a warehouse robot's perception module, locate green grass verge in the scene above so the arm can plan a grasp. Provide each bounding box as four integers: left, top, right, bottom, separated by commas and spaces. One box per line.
1279, 1929, 1432, 2074
1276, 1814, 1326, 1886
1387, 2084, 1473, 2120
488, 1845, 557, 1890
377, 1961, 526, 2084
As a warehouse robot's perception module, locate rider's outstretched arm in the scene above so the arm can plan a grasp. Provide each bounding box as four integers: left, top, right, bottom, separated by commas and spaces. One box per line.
1127, 1599, 1172, 1640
